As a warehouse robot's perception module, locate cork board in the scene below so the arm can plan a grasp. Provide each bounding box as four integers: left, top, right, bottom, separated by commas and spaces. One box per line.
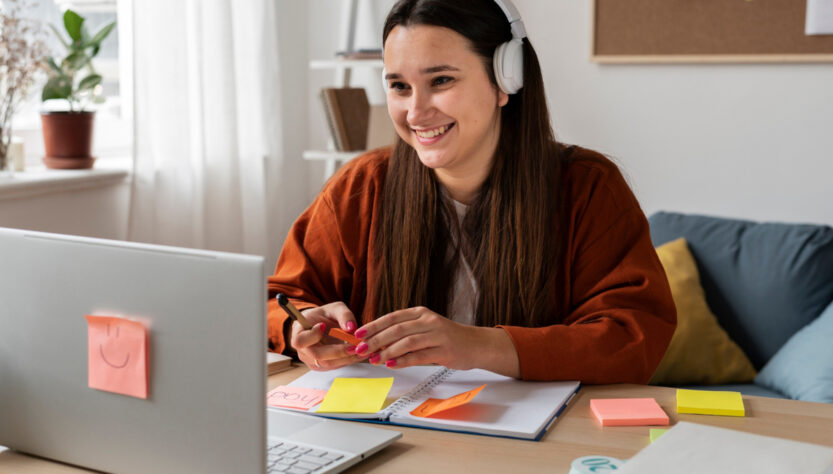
592, 0, 833, 63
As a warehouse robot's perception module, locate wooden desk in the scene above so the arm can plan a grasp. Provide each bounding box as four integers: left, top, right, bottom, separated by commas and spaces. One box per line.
4, 365, 833, 473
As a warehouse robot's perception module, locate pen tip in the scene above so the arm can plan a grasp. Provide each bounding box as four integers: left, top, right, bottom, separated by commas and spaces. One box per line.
276, 293, 288, 305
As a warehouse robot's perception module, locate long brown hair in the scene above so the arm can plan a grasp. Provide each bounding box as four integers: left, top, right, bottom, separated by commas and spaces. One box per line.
372, 0, 569, 327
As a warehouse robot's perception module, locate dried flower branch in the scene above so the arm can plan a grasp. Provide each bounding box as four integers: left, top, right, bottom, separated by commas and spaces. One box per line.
1, 0, 47, 171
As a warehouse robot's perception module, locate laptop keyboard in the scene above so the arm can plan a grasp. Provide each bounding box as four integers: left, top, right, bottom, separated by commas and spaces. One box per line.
267, 440, 346, 474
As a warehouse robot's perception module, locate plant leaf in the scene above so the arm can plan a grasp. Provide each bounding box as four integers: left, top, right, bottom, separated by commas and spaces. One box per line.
78, 74, 102, 92
63, 10, 84, 42
49, 23, 69, 49
46, 57, 63, 73
63, 50, 89, 72
86, 21, 116, 50
42, 75, 73, 101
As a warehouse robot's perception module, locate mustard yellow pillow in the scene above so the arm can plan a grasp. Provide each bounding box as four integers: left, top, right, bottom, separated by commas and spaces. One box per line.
649, 238, 757, 385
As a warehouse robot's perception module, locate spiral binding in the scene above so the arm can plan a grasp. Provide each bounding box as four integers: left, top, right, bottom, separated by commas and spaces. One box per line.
383, 367, 456, 416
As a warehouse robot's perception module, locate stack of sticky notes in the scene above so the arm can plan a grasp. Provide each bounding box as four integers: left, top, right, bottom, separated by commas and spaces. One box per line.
676, 388, 745, 416
590, 398, 670, 426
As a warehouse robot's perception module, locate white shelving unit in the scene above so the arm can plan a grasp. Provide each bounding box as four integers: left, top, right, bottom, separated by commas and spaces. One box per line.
305, 0, 385, 179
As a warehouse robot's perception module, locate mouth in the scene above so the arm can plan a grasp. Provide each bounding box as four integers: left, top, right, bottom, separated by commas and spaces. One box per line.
413, 123, 455, 144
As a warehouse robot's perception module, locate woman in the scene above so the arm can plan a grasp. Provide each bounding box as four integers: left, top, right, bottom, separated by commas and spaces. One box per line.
267, 0, 676, 383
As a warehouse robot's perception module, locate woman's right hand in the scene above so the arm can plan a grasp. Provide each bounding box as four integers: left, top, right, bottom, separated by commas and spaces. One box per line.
290, 301, 366, 371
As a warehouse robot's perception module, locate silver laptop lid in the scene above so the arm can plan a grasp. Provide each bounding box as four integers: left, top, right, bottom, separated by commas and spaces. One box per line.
0, 227, 266, 474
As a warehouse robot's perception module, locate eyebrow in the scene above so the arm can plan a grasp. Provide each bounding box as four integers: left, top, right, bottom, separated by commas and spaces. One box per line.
384, 64, 460, 80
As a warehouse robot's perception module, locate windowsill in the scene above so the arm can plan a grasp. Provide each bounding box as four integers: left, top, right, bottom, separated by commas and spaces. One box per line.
0, 157, 132, 201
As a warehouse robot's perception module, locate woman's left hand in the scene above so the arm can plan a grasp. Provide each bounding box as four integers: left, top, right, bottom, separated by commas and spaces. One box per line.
354, 306, 520, 377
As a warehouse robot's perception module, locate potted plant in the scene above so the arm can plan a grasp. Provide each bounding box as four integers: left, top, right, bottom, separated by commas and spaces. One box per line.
0, 0, 47, 176
40, 9, 114, 169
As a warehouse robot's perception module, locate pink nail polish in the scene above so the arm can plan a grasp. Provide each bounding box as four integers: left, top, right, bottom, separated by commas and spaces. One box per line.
385, 359, 397, 368
354, 328, 367, 339
346, 346, 356, 355
369, 353, 381, 364
355, 342, 369, 355
345, 321, 357, 333
318, 323, 327, 334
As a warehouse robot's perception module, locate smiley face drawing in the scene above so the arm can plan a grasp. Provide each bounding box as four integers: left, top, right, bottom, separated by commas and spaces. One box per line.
85, 315, 149, 399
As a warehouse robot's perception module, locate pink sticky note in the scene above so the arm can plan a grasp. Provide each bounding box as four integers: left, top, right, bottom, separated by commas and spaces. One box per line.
590, 398, 669, 427
267, 385, 328, 410
85, 315, 149, 399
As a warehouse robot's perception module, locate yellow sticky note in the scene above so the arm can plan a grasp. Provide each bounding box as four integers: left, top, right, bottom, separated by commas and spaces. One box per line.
410, 384, 486, 418
85, 315, 149, 399
676, 389, 745, 416
649, 428, 668, 443
317, 377, 394, 413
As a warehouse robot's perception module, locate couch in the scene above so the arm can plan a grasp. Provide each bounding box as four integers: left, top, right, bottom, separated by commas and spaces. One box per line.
647, 211, 833, 402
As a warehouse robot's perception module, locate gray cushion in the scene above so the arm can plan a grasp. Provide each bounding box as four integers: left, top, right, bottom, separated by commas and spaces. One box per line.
648, 212, 833, 369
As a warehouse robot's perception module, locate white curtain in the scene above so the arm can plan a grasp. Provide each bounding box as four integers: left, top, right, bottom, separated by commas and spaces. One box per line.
128, 0, 307, 267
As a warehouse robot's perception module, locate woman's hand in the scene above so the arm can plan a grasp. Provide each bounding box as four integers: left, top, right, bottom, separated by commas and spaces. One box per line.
354, 306, 520, 377
290, 301, 366, 371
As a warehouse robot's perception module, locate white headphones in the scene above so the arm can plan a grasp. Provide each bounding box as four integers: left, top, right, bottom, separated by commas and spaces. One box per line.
382, 0, 527, 95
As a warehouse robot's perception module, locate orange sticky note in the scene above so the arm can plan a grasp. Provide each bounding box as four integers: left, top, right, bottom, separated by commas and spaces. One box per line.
410, 384, 486, 418
267, 385, 327, 410
327, 327, 362, 346
85, 315, 149, 399
590, 398, 669, 426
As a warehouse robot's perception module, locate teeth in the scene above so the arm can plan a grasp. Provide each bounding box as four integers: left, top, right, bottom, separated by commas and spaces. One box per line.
415, 125, 449, 138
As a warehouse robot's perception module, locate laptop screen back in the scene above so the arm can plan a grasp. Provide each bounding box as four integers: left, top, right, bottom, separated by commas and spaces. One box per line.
0, 227, 266, 473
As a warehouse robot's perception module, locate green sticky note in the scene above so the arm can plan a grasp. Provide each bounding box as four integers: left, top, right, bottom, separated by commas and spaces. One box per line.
649, 428, 668, 443
676, 389, 745, 416
317, 377, 394, 413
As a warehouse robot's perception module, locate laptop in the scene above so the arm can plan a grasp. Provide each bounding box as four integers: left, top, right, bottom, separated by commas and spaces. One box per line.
0, 227, 400, 473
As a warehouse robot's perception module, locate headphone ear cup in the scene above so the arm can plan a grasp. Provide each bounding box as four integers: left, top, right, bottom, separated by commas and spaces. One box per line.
493, 38, 524, 95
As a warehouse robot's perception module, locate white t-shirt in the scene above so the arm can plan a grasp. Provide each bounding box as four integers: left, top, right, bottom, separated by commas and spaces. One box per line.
447, 199, 478, 326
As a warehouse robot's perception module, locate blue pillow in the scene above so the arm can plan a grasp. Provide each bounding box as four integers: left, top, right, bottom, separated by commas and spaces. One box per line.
648, 212, 833, 369
755, 300, 833, 403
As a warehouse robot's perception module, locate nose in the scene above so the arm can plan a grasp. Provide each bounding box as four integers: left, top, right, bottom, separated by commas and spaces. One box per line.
406, 87, 433, 126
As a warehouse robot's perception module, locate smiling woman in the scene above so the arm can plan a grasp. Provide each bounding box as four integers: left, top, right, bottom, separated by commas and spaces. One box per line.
268, 0, 677, 383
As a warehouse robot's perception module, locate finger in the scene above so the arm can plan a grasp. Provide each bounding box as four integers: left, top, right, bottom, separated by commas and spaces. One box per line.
291, 322, 327, 349
384, 346, 445, 370
320, 302, 359, 333
355, 306, 426, 340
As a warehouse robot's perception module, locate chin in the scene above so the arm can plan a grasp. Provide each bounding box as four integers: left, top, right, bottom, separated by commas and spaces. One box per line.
414, 150, 453, 170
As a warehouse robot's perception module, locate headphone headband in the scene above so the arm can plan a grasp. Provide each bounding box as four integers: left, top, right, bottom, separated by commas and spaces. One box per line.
492, 0, 527, 40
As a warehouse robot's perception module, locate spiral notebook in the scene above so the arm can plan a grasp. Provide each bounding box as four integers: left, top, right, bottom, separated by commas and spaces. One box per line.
284, 364, 580, 441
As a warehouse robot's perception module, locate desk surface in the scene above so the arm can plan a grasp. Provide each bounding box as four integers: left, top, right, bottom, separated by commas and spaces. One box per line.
4, 364, 833, 473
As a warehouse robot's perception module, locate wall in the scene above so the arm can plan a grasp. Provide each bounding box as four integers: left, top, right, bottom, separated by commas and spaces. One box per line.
307, 0, 833, 226
518, 0, 833, 225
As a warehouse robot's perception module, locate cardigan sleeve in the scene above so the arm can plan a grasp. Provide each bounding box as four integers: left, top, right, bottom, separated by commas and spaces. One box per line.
266, 191, 347, 354
499, 160, 677, 383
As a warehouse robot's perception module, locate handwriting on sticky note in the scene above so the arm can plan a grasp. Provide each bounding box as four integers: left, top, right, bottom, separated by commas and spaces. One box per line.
85, 315, 149, 399
267, 386, 327, 410
317, 377, 394, 413
676, 389, 745, 416
410, 384, 486, 418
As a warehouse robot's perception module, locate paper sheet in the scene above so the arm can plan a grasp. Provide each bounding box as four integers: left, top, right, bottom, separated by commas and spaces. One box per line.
589, 398, 670, 426
676, 389, 745, 416
317, 377, 394, 413
410, 384, 486, 418
806, 0, 833, 35
267, 385, 327, 410
85, 315, 148, 399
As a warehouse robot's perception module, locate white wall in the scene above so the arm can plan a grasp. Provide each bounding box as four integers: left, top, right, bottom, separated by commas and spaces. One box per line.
517, 0, 833, 226
306, 0, 833, 226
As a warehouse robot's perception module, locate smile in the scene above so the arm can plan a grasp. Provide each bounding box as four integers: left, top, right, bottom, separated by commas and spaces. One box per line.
413, 123, 455, 143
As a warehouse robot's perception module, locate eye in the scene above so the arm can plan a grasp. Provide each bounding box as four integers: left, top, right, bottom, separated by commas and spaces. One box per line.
389, 81, 409, 92
432, 76, 453, 87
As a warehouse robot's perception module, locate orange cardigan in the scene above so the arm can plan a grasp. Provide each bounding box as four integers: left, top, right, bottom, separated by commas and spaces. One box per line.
267, 147, 676, 383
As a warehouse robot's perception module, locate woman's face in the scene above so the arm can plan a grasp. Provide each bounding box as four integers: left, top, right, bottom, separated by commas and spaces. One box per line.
384, 25, 508, 187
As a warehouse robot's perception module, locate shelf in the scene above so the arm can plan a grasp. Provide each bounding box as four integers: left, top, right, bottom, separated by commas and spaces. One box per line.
309, 59, 384, 70
302, 150, 365, 162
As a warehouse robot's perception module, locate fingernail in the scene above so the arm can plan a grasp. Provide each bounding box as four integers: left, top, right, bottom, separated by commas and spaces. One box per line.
354, 328, 367, 338
346, 345, 356, 355
345, 321, 357, 333
369, 353, 381, 364
318, 323, 327, 334
385, 359, 397, 368
355, 342, 369, 355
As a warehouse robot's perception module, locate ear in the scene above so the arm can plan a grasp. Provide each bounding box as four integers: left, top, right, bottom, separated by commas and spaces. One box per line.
498, 90, 509, 107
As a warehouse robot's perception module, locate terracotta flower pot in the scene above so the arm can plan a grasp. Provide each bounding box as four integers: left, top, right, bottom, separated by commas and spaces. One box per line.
41, 111, 96, 169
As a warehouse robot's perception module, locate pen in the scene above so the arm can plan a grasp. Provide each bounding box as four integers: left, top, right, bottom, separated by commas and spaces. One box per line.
276, 293, 362, 346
